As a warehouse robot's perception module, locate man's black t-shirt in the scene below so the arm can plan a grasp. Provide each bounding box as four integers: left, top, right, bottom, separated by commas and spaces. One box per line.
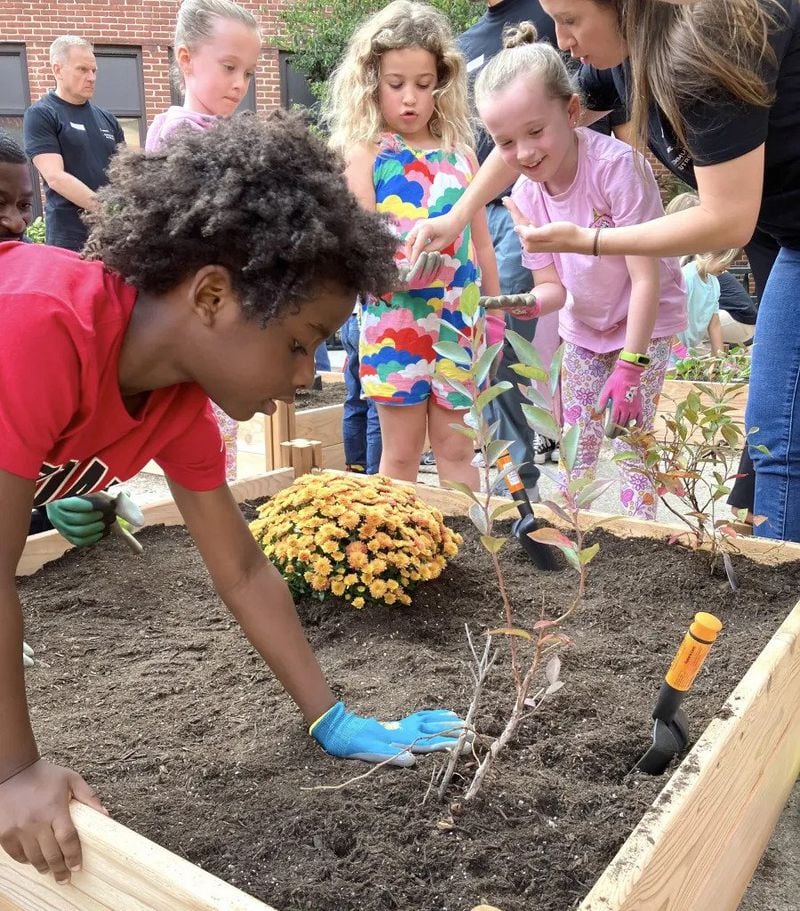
23, 91, 124, 252
579, 0, 800, 250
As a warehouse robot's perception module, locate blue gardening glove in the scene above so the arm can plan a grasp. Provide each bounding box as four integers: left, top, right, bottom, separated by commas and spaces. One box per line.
310, 702, 469, 767
45, 497, 107, 547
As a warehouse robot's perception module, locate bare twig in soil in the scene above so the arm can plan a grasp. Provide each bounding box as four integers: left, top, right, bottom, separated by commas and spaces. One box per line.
437, 626, 497, 800
422, 760, 443, 805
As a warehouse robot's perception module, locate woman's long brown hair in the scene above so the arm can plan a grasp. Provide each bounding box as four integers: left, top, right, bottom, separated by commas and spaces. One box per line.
606, 0, 784, 154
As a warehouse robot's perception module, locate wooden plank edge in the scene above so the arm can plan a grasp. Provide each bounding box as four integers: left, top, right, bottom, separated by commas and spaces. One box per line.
295, 403, 344, 415
579, 600, 800, 911
17, 470, 295, 578
0, 802, 275, 911
295, 410, 344, 450
316, 370, 344, 384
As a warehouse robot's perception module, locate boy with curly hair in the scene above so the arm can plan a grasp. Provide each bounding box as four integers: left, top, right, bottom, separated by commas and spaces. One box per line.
0, 112, 466, 885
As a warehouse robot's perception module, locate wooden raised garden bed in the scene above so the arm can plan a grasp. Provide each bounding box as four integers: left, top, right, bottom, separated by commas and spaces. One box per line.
237, 385, 346, 477
6, 469, 799, 911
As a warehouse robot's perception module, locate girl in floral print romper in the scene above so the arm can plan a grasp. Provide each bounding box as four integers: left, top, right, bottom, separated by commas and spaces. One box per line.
474, 25, 688, 519
324, 0, 500, 490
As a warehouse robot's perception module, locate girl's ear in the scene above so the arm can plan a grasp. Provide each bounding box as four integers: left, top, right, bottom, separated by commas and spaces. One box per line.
567, 93, 581, 128
176, 44, 192, 76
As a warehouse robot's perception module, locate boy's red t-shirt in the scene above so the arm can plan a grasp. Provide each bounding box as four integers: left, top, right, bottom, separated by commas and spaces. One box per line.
0, 242, 226, 506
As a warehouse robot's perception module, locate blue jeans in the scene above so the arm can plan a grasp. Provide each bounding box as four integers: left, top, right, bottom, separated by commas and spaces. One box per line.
315, 341, 331, 372
747, 245, 800, 541
486, 203, 540, 489
341, 313, 382, 473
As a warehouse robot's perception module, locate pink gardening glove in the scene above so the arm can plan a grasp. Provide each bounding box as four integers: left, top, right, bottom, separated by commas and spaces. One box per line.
597, 359, 645, 434
486, 314, 505, 347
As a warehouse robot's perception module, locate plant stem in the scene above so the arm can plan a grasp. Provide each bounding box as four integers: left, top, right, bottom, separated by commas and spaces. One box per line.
491, 550, 520, 689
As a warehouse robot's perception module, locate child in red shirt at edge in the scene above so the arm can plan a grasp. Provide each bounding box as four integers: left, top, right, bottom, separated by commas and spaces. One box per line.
0, 113, 466, 885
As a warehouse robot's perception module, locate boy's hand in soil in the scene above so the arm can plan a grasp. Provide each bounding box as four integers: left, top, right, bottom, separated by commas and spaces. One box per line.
0, 759, 108, 883
45, 497, 106, 547
310, 702, 469, 766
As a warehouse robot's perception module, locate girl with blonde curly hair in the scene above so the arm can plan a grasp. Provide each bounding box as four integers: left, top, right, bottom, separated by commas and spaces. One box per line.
325, 0, 500, 489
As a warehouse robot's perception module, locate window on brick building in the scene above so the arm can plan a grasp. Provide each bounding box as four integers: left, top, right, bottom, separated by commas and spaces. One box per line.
0, 42, 42, 217
93, 46, 146, 147
167, 48, 257, 112
279, 52, 317, 113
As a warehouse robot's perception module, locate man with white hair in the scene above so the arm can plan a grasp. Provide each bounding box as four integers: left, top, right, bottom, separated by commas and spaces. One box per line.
23, 36, 124, 251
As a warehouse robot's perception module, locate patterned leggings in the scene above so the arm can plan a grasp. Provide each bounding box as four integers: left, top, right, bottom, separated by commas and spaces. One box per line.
559, 338, 671, 519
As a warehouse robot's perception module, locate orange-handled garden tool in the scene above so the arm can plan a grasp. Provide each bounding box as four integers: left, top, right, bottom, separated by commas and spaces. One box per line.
495, 452, 560, 572
635, 611, 723, 774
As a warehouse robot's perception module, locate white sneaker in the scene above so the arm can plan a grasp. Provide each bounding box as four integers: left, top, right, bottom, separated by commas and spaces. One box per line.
533, 433, 558, 465
550, 445, 560, 463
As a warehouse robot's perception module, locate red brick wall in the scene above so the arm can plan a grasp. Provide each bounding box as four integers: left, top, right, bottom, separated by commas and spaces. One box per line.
0, 0, 289, 127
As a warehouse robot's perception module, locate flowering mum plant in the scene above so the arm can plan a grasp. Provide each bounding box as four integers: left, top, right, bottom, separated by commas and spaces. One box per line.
249, 471, 461, 608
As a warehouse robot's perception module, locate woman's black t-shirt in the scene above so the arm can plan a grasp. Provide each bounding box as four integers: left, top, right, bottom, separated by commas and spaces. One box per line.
579, 0, 800, 249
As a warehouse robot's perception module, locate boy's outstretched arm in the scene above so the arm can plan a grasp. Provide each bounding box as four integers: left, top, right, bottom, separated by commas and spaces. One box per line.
168, 480, 336, 724
0, 469, 107, 883
170, 481, 469, 765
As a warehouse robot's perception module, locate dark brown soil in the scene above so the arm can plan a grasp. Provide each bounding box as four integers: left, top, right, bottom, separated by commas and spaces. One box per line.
18, 514, 800, 911
294, 382, 346, 411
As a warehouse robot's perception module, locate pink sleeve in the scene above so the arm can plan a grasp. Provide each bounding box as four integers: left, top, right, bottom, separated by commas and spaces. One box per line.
0, 296, 81, 479
145, 111, 212, 153
154, 397, 227, 491
602, 149, 665, 227
509, 179, 554, 272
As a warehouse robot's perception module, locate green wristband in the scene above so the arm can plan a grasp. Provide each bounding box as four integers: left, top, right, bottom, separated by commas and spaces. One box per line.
619, 350, 651, 367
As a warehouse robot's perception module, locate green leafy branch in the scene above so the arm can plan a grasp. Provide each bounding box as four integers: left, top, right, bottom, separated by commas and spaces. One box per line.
615, 382, 766, 590
430, 295, 604, 802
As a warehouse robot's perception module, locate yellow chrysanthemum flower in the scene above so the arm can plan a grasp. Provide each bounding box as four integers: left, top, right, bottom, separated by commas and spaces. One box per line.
249, 471, 460, 609
312, 556, 333, 576
368, 558, 387, 576
369, 579, 387, 599
331, 578, 346, 596
310, 573, 329, 591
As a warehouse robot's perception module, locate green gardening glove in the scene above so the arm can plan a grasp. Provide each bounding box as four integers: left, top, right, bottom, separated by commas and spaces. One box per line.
45, 492, 144, 552
45, 497, 106, 547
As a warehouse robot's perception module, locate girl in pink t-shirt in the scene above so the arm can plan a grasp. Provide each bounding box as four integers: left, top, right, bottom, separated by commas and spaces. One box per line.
146, 0, 262, 479
474, 23, 687, 519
